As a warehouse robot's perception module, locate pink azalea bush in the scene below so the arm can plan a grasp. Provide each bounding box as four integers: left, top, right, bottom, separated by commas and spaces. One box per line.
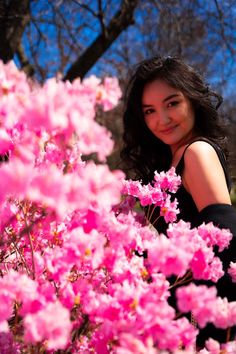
0, 60, 235, 353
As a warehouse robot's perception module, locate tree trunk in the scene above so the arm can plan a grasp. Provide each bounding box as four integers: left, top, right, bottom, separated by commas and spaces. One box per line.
0, 0, 30, 63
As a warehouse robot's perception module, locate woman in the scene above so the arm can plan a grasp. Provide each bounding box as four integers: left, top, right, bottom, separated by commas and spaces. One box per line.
121, 56, 236, 346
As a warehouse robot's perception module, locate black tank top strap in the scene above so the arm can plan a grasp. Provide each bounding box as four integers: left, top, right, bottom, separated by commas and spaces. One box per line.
175, 137, 231, 191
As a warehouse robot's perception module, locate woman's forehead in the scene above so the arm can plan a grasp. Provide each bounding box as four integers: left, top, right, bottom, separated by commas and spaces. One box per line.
142, 80, 183, 103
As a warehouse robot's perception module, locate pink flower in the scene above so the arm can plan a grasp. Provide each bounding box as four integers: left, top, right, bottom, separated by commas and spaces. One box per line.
201, 256, 224, 282
228, 261, 236, 282
212, 298, 231, 329
75, 161, 124, 210
0, 270, 40, 327
116, 334, 157, 354
0, 294, 13, 323
190, 249, 224, 282
96, 77, 122, 111
28, 165, 68, 216
123, 178, 168, 208
147, 234, 192, 276
205, 338, 221, 354
0, 128, 14, 155
82, 75, 101, 90
0, 332, 19, 354
22, 78, 69, 132
221, 340, 236, 353
24, 301, 72, 350
0, 158, 34, 203
147, 221, 196, 277
209, 298, 236, 329
77, 120, 114, 161
197, 222, 232, 252
160, 195, 179, 223
122, 179, 143, 198
154, 166, 181, 193
0, 321, 9, 333
154, 317, 197, 350
176, 283, 218, 328
67, 227, 106, 269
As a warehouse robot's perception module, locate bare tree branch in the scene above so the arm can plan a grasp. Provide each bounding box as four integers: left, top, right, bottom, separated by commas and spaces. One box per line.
97, 0, 107, 36
15, 43, 35, 77
70, 0, 98, 18
213, 0, 235, 56
63, 0, 139, 81
48, 0, 83, 47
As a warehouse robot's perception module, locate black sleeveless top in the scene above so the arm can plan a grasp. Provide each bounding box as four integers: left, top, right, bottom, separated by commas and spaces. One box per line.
152, 138, 236, 238
150, 138, 236, 345
175, 137, 231, 226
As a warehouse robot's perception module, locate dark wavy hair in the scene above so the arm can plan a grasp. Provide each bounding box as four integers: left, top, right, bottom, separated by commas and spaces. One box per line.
120, 56, 228, 183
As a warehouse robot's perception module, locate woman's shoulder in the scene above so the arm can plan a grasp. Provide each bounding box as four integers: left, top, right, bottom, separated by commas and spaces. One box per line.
175, 138, 222, 174
182, 140, 231, 211
183, 140, 226, 181
184, 140, 219, 161
183, 139, 229, 178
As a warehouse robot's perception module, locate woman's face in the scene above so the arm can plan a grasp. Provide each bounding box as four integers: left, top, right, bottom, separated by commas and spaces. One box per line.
142, 79, 196, 154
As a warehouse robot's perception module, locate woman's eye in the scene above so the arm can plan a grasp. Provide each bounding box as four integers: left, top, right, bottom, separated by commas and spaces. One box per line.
167, 101, 179, 108
143, 108, 154, 115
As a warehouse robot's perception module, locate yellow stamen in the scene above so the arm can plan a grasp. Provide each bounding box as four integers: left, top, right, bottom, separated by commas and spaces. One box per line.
130, 298, 138, 310
141, 267, 149, 279
74, 295, 80, 305
85, 248, 91, 256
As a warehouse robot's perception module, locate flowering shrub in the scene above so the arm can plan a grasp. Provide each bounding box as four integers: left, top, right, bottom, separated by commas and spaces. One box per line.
0, 60, 235, 353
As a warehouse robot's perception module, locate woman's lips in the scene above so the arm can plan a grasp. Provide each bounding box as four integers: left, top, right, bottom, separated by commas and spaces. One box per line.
160, 125, 178, 134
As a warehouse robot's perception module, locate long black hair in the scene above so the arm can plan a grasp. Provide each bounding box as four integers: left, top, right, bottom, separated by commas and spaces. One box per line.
121, 56, 228, 183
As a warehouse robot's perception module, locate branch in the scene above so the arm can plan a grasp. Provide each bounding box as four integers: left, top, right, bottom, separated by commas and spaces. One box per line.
213, 0, 235, 56
47, 0, 83, 47
70, 0, 99, 18
16, 43, 35, 77
97, 0, 107, 36
63, 0, 139, 82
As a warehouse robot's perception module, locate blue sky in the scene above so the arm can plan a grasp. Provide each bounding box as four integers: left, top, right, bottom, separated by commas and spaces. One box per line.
14, 0, 236, 101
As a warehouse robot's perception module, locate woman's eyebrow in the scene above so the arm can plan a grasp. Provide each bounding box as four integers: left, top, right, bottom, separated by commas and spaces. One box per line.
142, 93, 181, 107
142, 103, 152, 107
163, 93, 180, 102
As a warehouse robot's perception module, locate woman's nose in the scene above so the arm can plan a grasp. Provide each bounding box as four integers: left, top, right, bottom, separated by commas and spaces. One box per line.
159, 110, 171, 124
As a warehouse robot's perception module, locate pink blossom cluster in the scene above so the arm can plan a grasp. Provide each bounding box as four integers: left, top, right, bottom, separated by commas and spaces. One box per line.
0, 60, 235, 353
122, 167, 181, 223
142, 219, 231, 283
228, 261, 236, 282
177, 283, 236, 328
198, 338, 236, 354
